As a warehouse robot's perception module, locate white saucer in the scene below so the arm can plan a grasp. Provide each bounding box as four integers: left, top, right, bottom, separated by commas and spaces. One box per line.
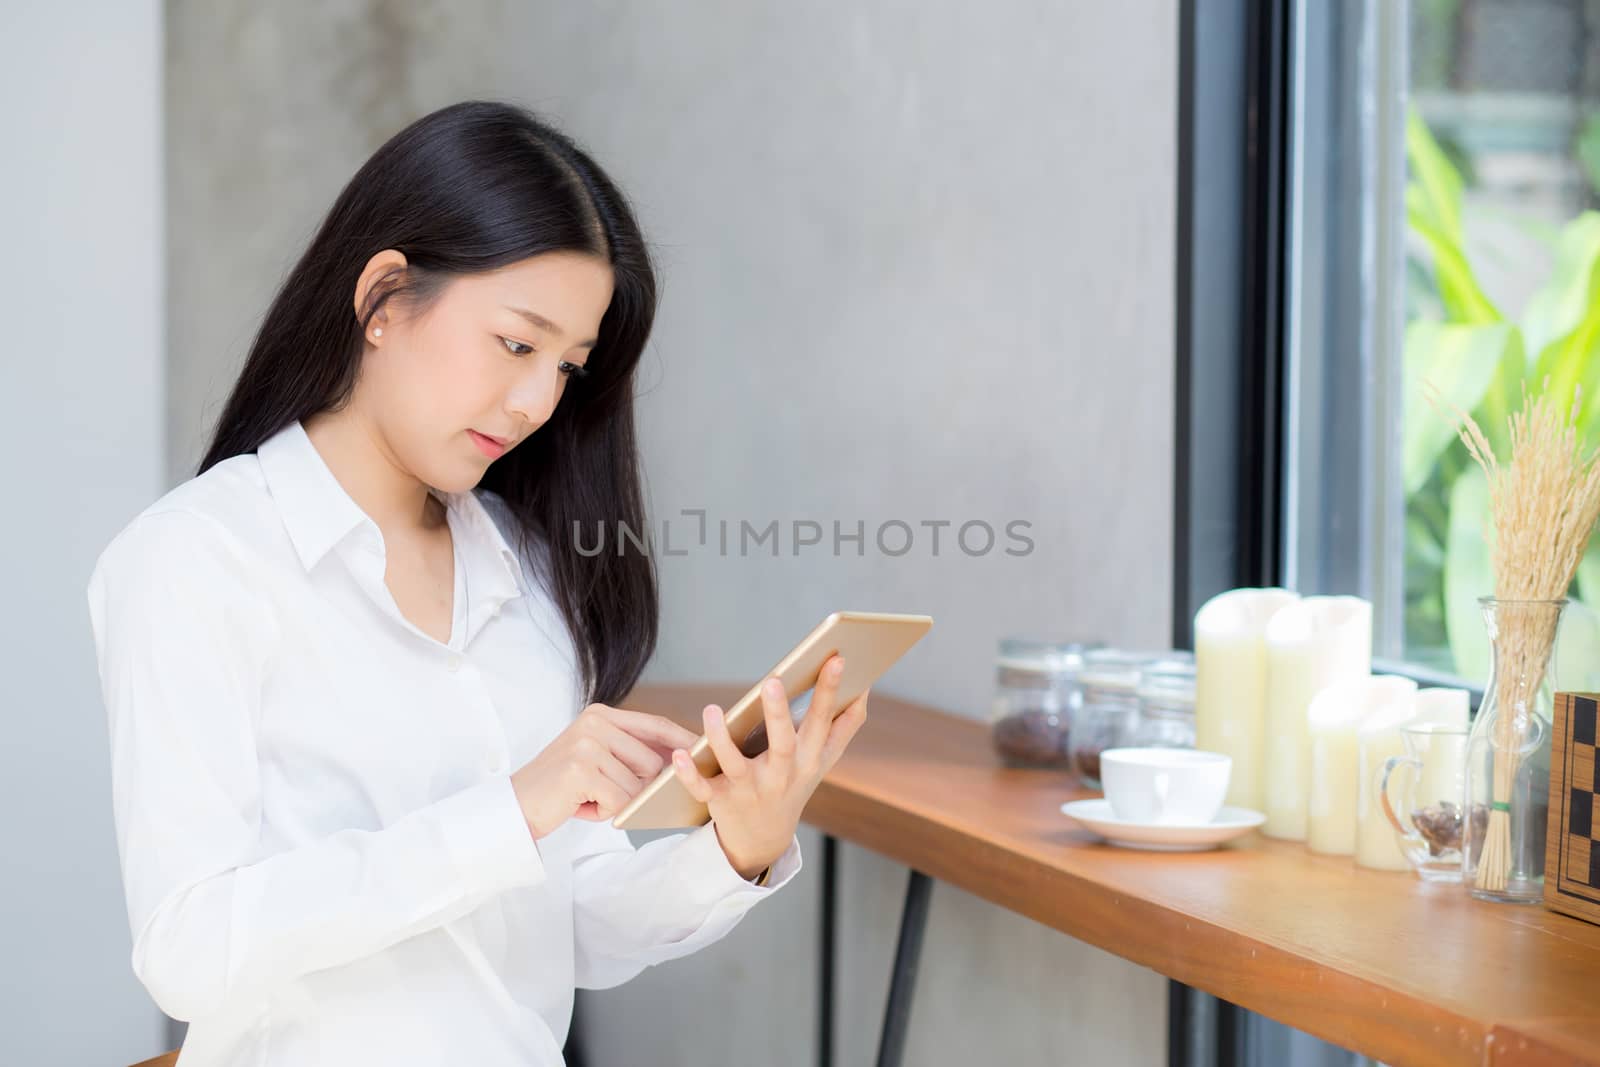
1060, 799, 1266, 852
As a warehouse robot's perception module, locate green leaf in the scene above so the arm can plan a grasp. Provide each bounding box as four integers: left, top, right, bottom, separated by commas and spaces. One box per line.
1407, 208, 1501, 323
1532, 314, 1600, 429
1475, 329, 1527, 461
1578, 113, 1600, 198
1521, 212, 1600, 359
1581, 381, 1600, 444
1406, 109, 1500, 324
1402, 320, 1514, 494
1407, 108, 1464, 240
1444, 465, 1493, 682
1526, 215, 1600, 415
1579, 536, 1600, 605
1406, 513, 1446, 570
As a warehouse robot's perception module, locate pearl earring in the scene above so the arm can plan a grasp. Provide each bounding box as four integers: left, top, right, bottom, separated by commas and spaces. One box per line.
373, 328, 383, 337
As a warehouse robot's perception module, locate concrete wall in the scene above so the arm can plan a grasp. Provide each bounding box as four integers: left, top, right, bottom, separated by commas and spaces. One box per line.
0, 2, 169, 1063
164, 2, 1177, 1063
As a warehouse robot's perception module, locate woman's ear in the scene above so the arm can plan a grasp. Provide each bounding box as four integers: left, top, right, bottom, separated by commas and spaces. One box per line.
353, 248, 409, 334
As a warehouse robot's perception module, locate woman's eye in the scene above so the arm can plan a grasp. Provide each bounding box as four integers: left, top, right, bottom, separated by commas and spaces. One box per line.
502, 337, 587, 378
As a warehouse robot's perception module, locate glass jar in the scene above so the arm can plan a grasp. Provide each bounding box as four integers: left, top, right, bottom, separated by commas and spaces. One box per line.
1462, 597, 1564, 903
989, 639, 1097, 769
1071, 649, 1166, 788
1128, 657, 1197, 749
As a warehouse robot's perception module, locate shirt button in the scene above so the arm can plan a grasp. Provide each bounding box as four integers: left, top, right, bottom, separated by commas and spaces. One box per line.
447, 654, 462, 672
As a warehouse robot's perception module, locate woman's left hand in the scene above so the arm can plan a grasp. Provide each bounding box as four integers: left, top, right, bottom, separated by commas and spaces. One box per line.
670, 653, 869, 880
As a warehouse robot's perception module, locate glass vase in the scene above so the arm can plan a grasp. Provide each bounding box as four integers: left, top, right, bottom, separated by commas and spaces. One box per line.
1461, 597, 1564, 904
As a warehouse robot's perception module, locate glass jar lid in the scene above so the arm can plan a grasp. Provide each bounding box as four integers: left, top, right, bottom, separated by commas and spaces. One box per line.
1136, 658, 1196, 708
1078, 648, 1169, 692
995, 638, 1098, 677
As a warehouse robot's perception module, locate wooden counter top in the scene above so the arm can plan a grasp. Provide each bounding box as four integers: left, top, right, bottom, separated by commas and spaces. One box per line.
627, 683, 1600, 1067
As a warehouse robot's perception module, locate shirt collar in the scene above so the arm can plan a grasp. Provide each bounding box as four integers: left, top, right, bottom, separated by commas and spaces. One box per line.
256, 418, 527, 602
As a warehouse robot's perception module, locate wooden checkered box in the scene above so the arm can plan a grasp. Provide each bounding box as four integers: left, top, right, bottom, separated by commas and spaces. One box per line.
1546, 691, 1600, 926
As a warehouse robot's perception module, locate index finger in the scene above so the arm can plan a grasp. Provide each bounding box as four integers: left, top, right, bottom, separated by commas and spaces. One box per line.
759, 676, 798, 760
596, 705, 700, 754
798, 654, 845, 762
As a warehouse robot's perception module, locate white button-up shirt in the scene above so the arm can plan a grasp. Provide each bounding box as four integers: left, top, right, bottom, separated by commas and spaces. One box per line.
85, 418, 801, 1066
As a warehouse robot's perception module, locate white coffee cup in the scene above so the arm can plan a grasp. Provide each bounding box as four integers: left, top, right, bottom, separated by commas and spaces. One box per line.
1099, 748, 1232, 825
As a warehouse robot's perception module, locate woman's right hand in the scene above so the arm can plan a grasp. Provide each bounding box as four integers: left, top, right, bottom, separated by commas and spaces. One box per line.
510, 703, 700, 839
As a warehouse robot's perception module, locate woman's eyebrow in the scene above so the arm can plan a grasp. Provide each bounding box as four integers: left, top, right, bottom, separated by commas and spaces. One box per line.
504, 305, 598, 349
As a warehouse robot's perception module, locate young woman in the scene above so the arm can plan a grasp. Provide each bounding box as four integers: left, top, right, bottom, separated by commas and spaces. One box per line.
86, 100, 869, 1066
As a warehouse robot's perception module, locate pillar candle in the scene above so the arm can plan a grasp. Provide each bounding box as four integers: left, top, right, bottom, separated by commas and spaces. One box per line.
1261, 597, 1373, 840
1194, 588, 1299, 811
1355, 679, 1423, 870
1411, 688, 1471, 811
1307, 675, 1416, 855
1412, 687, 1470, 729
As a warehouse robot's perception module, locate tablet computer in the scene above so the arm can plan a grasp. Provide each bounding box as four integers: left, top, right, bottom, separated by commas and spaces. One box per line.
611, 610, 933, 830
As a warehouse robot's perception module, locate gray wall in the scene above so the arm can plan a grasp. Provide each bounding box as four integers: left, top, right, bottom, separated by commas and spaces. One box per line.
164, 2, 1177, 1063
1, 2, 169, 1064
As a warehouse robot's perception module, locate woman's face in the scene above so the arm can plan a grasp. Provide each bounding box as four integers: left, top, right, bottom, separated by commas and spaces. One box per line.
355, 249, 615, 494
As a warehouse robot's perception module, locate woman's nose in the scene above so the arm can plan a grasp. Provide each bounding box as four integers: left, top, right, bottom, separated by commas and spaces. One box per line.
507, 371, 561, 426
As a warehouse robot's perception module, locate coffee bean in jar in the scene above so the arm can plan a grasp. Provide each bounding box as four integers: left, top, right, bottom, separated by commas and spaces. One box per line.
989, 639, 1097, 769
1411, 801, 1469, 857
993, 708, 1069, 765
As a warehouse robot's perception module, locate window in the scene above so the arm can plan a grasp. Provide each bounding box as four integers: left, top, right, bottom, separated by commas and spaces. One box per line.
1173, 3, 1600, 1064
1284, 0, 1600, 691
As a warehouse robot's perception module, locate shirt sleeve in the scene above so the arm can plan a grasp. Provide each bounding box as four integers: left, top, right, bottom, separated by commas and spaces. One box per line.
567, 817, 803, 990
86, 509, 549, 1022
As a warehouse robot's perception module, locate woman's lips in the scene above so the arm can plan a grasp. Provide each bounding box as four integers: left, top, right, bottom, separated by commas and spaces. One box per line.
468, 430, 507, 459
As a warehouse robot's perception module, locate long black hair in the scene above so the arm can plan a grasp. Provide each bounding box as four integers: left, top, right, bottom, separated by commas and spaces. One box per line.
198, 100, 658, 707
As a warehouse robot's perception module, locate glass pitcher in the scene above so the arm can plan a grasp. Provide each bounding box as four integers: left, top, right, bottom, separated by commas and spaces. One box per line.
1379, 722, 1470, 883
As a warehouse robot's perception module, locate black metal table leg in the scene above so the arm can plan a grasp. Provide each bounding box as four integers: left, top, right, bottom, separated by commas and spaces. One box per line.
819, 833, 836, 1067
1169, 979, 1195, 1067
1215, 995, 1247, 1066
1168, 979, 1221, 1067
874, 869, 933, 1067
